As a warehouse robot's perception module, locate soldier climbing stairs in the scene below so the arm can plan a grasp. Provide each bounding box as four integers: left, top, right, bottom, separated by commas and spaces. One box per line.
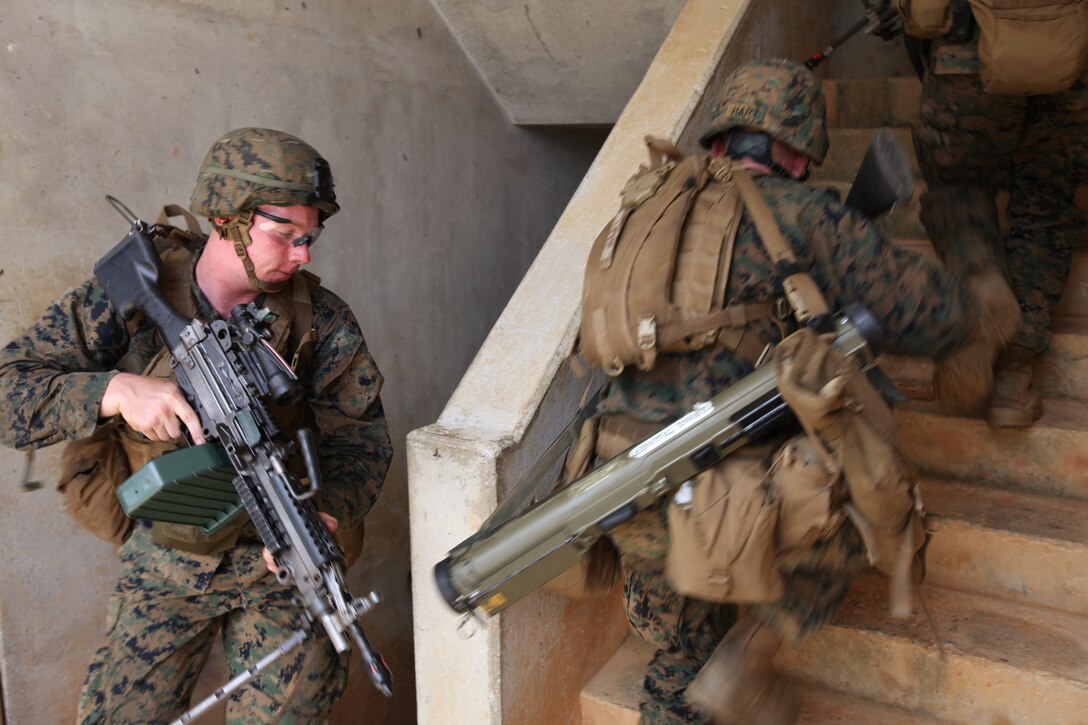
579, 74, 1088, 725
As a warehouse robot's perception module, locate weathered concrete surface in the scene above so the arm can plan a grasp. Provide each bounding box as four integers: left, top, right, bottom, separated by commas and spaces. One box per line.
824, 76, 922, 129
430, 0, 687, 125
898, 400, 1088, 499
408, 0, 833, 722
923, 478, 1088, 615
778, 575, 1088, 725
826, 2, 918, 81
0, 1, 604, 723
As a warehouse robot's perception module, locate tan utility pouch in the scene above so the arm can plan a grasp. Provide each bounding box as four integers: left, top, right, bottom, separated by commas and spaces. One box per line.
666, 453, 783, 603
896, 0, 957, 37
57, 420, 134, 545
770, 435, 844, 553
969, 0, 1088, 94
580, 138, 770, 376
775, 328, 926, 616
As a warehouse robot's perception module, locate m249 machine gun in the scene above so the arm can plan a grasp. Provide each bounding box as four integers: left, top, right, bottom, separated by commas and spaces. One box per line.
94, 197, 392, 723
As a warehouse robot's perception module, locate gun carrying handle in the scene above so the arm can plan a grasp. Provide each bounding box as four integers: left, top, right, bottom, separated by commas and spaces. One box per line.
294, 428, 322, 500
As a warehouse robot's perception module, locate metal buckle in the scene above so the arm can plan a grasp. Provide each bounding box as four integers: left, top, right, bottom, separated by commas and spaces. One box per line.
773, 297, 791, 321
637, 315, 657, 351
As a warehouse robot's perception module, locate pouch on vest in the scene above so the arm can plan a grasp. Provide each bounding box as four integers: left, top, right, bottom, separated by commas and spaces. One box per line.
57, 419, 134, 545
774, 327, 926, 616
896, 0, 956, 37
54, 215, 206, 546
580, 138, 771, 376
969, 0, 1088, 94
665, 452, 784, 603
770, 434, 845, 553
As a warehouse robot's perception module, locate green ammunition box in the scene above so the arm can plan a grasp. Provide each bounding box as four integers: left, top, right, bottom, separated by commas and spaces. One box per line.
116, 444, 244, 534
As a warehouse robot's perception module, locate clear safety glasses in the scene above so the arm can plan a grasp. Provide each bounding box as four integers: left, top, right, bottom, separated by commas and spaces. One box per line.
252, 207, 324, 247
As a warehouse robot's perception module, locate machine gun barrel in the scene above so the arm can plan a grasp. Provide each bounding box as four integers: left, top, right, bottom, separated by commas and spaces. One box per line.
434, 305, 886, 617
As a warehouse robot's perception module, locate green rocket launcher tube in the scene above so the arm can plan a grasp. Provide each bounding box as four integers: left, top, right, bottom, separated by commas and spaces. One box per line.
434, 305, 886, 616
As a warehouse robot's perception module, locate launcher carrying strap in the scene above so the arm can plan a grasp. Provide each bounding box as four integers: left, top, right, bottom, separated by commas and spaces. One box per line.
731, 168, 832, 325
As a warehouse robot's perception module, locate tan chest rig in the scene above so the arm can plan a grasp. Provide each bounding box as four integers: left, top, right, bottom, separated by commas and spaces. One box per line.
58, 213, 319, 555
135, 248, 318, 554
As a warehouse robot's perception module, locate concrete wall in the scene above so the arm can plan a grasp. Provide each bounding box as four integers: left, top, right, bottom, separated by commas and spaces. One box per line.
430, 0, 687, 124
408, 1, 834, 723
826, 1, 918, 79
0, 1, 604, 722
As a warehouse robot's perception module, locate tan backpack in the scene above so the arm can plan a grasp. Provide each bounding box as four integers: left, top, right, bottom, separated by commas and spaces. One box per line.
579, 138, 775, 376
969, 0, 1088, 94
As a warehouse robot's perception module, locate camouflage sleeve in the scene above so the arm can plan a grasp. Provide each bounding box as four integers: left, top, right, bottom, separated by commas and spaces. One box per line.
804, 200, 979, 359
0, 279, 131, 450
308, 289, 393, 530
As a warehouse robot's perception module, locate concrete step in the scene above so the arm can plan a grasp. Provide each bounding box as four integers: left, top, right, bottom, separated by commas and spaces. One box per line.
897, 398, 1088, 500
881, 324, 1088, 403
580, 635, 944, 725
778, 575, 1088, 725
824, 77, 921, 129
922, 477, 1088, 615
1035, 325, 1088, 400
814, 126, 918, 183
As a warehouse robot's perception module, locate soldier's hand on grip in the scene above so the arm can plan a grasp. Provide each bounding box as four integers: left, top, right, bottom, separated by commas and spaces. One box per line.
100, 373, 205, 444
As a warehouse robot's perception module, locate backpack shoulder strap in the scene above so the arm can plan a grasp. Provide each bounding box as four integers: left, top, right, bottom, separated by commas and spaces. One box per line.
732, 167, 831, 325
289, 270, 318, 373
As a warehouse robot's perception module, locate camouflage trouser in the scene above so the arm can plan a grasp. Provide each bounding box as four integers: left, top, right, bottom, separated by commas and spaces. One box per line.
913, 69, 1088, 353
76, 522, 347, 724
609, 498, 868, 725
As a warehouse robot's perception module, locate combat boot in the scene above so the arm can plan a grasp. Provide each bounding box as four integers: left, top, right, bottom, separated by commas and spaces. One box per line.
685, 618, 800, 725
933, 270, 1020, 415
987, 344, 1042, 428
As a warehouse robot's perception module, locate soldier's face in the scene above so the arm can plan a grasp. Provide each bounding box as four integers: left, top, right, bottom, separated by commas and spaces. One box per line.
245, 204, 319, 287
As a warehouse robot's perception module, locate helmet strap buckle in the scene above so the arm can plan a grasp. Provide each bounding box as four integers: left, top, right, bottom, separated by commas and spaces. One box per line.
215, 210, 274, 293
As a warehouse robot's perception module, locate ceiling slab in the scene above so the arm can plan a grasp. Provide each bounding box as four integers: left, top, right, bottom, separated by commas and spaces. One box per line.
430, 0, 687, 125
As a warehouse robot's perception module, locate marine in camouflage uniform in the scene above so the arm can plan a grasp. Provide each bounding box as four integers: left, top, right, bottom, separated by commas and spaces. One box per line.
913, 31, 1088, 427
591, 60, 978, 724
0, 128, 392, 724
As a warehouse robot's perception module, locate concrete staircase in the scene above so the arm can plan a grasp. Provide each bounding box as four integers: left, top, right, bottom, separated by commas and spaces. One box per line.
579, 76, 1088, 724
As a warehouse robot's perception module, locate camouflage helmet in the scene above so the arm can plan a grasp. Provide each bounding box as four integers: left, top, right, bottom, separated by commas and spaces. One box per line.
189, 127, 340, 220
698, 59, 829, 165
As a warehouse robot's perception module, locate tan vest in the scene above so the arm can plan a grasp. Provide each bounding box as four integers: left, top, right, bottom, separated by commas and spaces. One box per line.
58, 243, 318, 555
137, 246, 318, 554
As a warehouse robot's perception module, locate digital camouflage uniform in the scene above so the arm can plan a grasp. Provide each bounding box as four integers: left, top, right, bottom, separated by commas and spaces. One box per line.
0, 129, 392, 724
913, 36, 1088, 354
594, 61, 978, 724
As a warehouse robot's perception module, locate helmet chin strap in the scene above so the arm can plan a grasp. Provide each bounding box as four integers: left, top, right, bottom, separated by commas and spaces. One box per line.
214, 210, 282, 294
